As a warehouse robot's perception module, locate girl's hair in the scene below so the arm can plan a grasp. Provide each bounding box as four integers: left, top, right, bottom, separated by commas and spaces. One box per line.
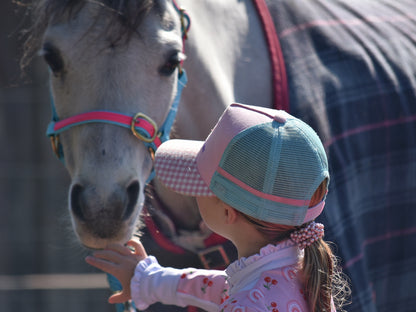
241, 179, 350, 312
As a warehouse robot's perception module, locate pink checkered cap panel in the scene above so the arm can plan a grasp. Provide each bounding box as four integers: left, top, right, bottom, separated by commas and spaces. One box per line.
154, 140, 214, 197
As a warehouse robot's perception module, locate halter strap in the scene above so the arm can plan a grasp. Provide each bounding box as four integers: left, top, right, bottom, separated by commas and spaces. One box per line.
173, 0, 191, 38
47, 69, 187, 170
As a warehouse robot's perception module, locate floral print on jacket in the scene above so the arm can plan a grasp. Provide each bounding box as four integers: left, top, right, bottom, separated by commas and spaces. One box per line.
130, 240, 336, 312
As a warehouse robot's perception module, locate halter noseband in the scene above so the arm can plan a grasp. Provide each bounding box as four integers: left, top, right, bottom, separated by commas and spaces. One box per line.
46, 70, 187, 164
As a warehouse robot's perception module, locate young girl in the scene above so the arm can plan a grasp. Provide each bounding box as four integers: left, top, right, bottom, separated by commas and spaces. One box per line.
86, 103, 350, 312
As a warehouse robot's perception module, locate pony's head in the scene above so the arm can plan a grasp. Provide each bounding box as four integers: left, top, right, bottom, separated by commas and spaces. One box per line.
24, 0, 186, 248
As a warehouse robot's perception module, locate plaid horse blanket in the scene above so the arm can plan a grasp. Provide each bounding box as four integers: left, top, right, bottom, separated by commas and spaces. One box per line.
269, 0, 416, 311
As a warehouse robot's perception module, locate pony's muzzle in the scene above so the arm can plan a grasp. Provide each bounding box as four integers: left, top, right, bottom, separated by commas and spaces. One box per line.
69, 180, 140, 239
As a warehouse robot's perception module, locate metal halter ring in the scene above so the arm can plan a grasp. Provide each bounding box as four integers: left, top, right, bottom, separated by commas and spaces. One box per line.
130, 112, 159, 143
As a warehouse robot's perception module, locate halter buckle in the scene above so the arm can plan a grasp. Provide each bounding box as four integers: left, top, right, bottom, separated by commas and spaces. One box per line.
50, 135, 61, 159
131, 113, 159, 143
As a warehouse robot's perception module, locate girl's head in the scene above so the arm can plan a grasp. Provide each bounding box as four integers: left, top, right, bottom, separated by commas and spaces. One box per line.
154, 103, 329, 226
154, 103, 349, 311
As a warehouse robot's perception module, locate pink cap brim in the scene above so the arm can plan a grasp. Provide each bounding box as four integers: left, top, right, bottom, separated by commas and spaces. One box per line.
154, 139, 215, 197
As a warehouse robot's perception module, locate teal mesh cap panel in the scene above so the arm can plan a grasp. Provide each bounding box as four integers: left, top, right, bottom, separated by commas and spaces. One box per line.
209, 118, 328, 225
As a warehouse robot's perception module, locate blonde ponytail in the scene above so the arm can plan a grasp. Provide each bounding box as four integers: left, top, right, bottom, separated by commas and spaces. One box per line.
301, 179, 350, 311
302, 238, 350, 311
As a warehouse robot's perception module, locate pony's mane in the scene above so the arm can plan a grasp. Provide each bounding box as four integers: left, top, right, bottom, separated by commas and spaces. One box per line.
19, 0, 155, 70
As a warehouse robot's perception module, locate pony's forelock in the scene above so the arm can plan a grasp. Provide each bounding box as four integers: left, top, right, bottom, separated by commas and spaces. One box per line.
19, 0, 155, 71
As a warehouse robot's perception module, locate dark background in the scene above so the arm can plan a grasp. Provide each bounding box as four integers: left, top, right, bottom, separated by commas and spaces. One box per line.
0, 2, 114, 311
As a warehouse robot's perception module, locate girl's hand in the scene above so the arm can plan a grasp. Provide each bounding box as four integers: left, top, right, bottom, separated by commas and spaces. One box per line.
85, 239, 147, 304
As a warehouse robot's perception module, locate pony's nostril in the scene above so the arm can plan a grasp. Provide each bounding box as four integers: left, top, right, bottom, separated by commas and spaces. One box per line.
124, 180, 140, 220
70, 184, 86, 221
70, 181, 139, 224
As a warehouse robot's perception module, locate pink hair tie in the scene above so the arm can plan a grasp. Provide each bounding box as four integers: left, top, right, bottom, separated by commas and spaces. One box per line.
290, 221, 324, 249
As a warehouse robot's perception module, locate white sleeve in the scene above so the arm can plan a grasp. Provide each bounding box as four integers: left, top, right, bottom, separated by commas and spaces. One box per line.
130, 256, 228, 312
130, 256, 182, 310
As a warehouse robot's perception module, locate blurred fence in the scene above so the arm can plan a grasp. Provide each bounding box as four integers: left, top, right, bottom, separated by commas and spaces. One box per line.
0, 2, 114, 311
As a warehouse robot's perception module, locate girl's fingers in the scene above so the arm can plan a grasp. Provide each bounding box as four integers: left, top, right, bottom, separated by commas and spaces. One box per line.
106, 243, 133, 256
85, 255, 117, 274
108, 291, 130, 304
127, 239, 148, 258
90, 249, 125, 263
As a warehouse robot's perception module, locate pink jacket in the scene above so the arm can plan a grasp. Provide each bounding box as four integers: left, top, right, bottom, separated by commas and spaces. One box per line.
131, 240, 334, 311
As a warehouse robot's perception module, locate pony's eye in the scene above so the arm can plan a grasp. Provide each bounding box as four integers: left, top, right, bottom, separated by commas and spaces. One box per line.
159, 52, 186, 76
41, 43, 64, 76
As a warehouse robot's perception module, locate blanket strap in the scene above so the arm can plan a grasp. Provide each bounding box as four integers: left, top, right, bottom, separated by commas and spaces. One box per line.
252, 0, 290, 112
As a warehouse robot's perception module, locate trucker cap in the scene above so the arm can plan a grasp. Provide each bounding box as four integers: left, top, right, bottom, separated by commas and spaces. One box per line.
154, 103, 329, 226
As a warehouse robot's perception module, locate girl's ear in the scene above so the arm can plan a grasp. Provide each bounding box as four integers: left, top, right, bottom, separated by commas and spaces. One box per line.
223, 203, 239, 224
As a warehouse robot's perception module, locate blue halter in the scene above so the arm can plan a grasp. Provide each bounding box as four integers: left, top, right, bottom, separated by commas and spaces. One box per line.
47, 70, 187, 183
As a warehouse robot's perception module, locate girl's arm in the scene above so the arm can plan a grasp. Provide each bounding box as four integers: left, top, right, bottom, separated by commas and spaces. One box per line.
132, 255, 228, 311
85, 240, 229, 312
